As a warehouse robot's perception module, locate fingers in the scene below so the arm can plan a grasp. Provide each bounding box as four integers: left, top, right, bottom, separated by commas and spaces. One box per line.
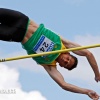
88, 92, 100, 100
95, 75, 100, 82
95, 78, 98, 82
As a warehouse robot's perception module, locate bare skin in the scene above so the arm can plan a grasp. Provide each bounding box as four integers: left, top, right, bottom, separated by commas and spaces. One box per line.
21, 19, 100, 99
22, 20, 39, 44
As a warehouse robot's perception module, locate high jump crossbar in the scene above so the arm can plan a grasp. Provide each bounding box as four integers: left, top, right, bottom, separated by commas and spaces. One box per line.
0, 44, 100, 62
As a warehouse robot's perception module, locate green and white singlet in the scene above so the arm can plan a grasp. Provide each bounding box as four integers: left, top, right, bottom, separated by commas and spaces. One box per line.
22, 24, 62, 64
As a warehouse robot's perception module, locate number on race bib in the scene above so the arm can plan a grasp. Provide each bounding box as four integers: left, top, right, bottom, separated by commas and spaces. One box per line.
40, 47, 45, 52
40, 42, 49, 52
33, 35, 55, 54
43, 42, 49, 48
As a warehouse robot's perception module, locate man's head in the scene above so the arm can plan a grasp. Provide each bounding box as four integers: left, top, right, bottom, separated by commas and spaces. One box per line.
56, 53, 78, 70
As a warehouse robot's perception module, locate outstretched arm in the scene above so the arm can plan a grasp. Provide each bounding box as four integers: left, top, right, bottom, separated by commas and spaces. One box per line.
60, 37, 100, 82
42, 65, 99, 99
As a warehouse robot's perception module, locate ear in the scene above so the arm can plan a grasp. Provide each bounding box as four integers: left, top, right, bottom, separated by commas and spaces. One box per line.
67, 52, 70, 54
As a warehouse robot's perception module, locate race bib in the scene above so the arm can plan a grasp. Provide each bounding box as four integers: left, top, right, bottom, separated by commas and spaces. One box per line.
33, 35, 55, 54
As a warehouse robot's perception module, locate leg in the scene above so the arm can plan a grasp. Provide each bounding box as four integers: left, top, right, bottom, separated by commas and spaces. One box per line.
0, 8, 29, 42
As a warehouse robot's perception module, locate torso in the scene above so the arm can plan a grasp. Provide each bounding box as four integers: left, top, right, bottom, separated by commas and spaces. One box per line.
21, 20, 39, 44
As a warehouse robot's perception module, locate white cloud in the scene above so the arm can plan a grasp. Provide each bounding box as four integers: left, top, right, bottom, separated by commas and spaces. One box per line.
2, 50, 45, 73
0, 64, 47, 100
74, 34, 100, 66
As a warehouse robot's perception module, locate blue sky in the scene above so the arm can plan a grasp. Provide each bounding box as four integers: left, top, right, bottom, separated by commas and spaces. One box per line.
0, 0, 100, 100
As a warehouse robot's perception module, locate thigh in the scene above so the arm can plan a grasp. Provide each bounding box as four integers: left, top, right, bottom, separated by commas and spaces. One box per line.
0, 8, 26, 26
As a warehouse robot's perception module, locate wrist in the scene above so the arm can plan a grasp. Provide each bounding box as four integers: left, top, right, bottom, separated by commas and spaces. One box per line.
95, 73, 100, 77
83, 89, 91, 95
94, 68, 100, 76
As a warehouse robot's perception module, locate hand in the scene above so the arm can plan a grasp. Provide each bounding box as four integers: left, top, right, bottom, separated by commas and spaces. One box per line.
95, 74, 100, 82
87, 90, 100, 100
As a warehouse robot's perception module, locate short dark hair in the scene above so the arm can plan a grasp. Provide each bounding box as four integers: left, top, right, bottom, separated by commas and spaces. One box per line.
67, 55, 78, 71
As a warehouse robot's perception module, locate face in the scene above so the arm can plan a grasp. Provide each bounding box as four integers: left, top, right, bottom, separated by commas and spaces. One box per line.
57, 53, 75, 70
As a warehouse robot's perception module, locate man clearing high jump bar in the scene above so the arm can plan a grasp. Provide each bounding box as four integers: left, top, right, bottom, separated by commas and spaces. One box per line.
0, 8, 100, 99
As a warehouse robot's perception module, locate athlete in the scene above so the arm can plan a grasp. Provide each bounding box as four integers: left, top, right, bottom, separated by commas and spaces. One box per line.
0, 8, 100, 99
